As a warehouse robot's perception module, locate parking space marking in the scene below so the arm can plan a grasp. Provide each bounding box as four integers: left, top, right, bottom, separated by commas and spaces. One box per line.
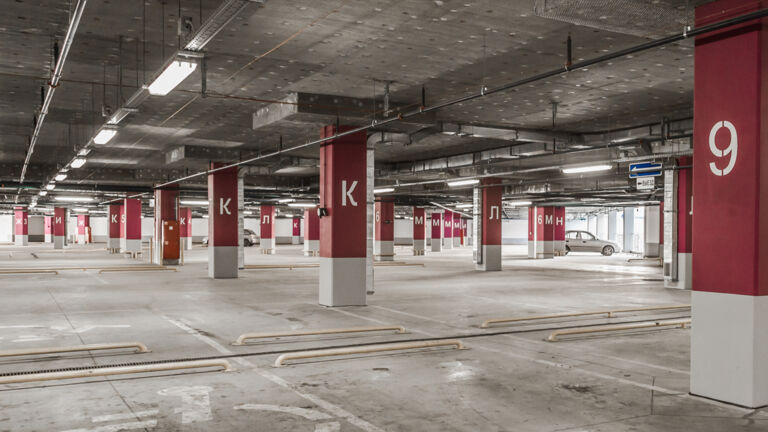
90, 410, 158, 423
60, 420, 157, 432
158, 386, 213, 424
162, 315, 387, 432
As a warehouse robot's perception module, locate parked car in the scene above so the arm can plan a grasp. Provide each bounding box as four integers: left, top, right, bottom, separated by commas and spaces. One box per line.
202, 228, 258, 247
565, 230, 618, 256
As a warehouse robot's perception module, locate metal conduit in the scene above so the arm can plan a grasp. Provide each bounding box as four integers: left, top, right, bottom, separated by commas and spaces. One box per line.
19, 0, 88, 184
153, 8, 768, 189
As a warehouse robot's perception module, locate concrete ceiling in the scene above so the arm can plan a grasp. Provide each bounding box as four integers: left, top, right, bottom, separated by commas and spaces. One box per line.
0, 0, 712, 209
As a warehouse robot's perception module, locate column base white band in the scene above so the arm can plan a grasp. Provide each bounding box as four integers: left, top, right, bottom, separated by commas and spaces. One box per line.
292, 236, 299, 245
413, 238, 425, 254
431, 238, 442, 252
443, 238, 453, 249
319, 257, 367, 306
554, 240, 566, 256
536, 240, 554, 259
453, 237, 461, 247
122, 239, 141, 253
53, 236, 65, 249
477, 245, 501, 271
665, 252, 692, 290
260, 238, 275, 254
183, 237, 192, 250
528, 241, 535, 258
15, 235, 28, 246
374, 240, 394, 261
77, 234, 86, 244
208, 246, 238, 279
691, 291, 768, 408
44, 234, 52, 243
303, 239, 319, 256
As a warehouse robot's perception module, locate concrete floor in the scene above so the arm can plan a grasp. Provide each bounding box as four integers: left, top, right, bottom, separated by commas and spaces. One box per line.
0, 243, 766, 431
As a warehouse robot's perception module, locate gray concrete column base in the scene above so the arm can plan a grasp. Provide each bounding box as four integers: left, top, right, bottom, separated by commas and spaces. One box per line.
477, 245, 502, 271
208, 246, 238, 279
319, 257, 367, 306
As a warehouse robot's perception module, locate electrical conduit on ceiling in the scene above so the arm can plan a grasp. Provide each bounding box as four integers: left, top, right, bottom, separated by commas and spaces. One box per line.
18, 0, 88, 185
152, 7, 768, 190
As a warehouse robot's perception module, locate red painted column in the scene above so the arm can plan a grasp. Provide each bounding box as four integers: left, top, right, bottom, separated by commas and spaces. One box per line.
452, 212, 461, 247
374, 201, 394, 261
535, 207, 554, 259
121, 199, 141, 254
554, 207, 566, 256
108, 204, 121, 252
44, 215, 52, 243
154, 187, 179, 265
430, 212, 442, 252
179, 207, 192, 250
76, 214, 90, 244
53, 207, 66, 249
412, 207, 426, 255
259, 205, 276, 254
462, 218, 468, 245
477, 178, 502, 271
292, 217, 301, 245
442, 210, 453, 249
303, 208, 320, 256
318, 125, 368, 306
14, 207, 28, 246
208, 162, 238, 278
690, 0, 768, 408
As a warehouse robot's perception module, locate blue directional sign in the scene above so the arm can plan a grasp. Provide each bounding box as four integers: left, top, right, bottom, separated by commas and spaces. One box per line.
629, 162, 662, 178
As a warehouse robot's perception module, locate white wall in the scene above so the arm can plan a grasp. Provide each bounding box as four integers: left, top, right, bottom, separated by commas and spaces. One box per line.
394, 219, 412, 244
566, 218, 588, 232
502, 219, 527, 244
0, 215, 12, 242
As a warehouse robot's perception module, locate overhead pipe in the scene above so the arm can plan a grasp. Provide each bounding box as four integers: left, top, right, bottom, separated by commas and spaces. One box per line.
18, 0, 88, 184
153, 8, 768, 189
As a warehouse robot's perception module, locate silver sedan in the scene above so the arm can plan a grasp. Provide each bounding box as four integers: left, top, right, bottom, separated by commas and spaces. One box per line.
565, 230, 619, 256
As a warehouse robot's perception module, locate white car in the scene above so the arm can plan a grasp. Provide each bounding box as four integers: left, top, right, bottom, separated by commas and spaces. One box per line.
565, 230, 618, 256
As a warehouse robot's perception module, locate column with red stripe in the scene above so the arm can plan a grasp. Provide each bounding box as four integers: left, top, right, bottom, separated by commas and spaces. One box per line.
318, 125, 368, 306
690, 0, 768, 408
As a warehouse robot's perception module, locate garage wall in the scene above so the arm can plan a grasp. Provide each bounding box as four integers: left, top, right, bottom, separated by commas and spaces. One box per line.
502, 218, 527, 245
0, 215, 12, 243
28, 215, 45, 242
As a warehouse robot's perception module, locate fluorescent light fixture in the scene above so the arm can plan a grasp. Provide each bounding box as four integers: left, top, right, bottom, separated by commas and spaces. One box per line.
373, 187, 395, 194
54, 196, 94, 202
287, 202, 318, 208
277, 198, 295, 203
202, 214, 209, 218
77, 148, 91, 156
93, 128, 117, 145
39, 190, 48, 196
244, 210, 253, 215
45, 184, 56, 190
447, 179, 479, 187
71, 157, 87, 168
562, 164, 612, 174
507, 200, 532, 207
29, 202, 37, 209
455, 203, 473, 209
73, 207, 88, 212
55, 174, 67, 181
180, 199, 209, 206
148, 60, 198, 96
